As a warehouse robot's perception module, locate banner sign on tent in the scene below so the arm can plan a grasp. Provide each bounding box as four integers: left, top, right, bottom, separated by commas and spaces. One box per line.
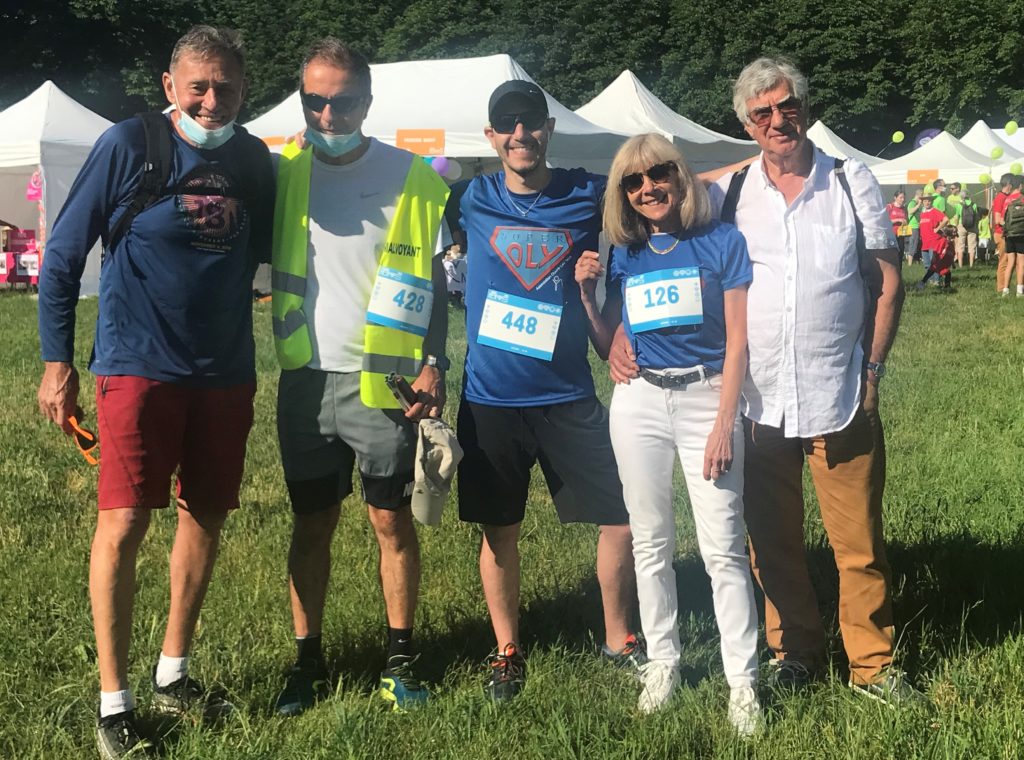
396, 129, 445, 156
907, 169, 939, 185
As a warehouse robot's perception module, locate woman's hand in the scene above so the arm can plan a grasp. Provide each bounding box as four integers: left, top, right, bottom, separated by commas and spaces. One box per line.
703, 420, 734, 481
575, 250, 603, 302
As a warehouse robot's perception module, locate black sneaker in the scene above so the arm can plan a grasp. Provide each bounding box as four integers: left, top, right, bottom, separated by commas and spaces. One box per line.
275, 660, 330, 717
151, 670, 234, 719
96, 710, 152, 759
484, 643, 526, 702
378, 654, 429, 711
601, 632, 649, 672
765, 658, 816, 692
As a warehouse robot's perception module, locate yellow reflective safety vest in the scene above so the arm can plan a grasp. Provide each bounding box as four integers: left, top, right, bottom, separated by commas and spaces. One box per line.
271, 143, 450, 408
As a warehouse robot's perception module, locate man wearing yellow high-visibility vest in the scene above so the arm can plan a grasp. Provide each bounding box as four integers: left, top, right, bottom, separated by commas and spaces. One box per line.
270, 38, 450, 715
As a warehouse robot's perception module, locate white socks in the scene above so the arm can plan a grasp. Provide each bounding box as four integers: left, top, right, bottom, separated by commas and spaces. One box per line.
154, 653, 189, 688
99, 689, 135, 718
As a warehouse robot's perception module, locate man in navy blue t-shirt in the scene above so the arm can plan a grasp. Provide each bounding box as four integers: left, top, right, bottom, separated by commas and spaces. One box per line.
455, 81, 641, 701
36, 26, 274, 758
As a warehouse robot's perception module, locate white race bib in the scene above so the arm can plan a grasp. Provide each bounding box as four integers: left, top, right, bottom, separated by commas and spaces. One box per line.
624, 267, 703, 333
477, 289, 562, 361
366, 266, 433, 336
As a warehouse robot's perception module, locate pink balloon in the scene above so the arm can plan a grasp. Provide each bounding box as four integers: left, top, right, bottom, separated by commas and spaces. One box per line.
431, 156, 449, 175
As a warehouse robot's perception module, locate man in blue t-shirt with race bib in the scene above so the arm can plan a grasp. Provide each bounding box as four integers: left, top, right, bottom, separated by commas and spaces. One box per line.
456, 81, 641, 701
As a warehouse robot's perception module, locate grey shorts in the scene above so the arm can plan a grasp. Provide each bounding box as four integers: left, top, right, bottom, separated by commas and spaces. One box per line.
277, 368, 416, 512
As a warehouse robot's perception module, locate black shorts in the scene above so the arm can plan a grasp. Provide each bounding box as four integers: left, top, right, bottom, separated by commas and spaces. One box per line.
1004, 236, 1024, 254
457, 397, 629, 527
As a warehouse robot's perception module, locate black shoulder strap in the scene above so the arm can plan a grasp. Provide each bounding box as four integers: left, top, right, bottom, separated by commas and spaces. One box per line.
107, 112, 174, 253
720, 164, 750, 224
833, 158, 865, 253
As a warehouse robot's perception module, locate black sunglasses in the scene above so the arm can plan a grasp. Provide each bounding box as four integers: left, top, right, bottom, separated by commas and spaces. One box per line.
300, 90, 367, 114
490, 110, 548, 134
747, 96, 803, 127
620, 162, 678, 193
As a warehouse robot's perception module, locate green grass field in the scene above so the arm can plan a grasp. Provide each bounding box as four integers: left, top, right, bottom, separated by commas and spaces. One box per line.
2, 261, 1024, 759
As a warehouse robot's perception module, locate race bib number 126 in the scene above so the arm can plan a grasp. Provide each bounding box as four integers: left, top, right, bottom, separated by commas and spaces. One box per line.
477, 289, 562, 361
624, 267, 703, 333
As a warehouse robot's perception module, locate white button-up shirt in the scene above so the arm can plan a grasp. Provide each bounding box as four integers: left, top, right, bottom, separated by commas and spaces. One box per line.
709, 145, 897, 438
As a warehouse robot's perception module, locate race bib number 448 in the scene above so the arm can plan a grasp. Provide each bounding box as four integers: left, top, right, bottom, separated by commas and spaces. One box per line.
624, 267, 703, 333
477, 289, 562, 361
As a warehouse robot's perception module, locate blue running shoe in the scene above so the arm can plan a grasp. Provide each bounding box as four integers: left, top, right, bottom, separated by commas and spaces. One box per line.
601, 632, 648, 672
484, 643, 526, 701
378, 654, 429, 711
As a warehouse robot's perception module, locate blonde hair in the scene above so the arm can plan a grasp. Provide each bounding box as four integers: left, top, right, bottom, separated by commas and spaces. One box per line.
603, 133, 712, 247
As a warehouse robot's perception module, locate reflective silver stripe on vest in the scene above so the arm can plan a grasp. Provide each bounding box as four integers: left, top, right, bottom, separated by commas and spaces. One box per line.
363, 353, 420, 377
272, 270, 306, 297
273, 309, 306, 339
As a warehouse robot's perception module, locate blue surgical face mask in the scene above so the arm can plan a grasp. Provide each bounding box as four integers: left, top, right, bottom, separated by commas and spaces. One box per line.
172, 87, 236, 150
304, 127, 363, 158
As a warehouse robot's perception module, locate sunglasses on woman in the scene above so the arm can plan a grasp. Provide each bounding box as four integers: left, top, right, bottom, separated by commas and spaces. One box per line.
300, 91, 367, 114
747, 97, 803, 127
620, 162, 678, 193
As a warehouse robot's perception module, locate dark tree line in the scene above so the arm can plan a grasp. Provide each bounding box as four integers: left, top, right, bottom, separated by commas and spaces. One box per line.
3, 0, 1022, 152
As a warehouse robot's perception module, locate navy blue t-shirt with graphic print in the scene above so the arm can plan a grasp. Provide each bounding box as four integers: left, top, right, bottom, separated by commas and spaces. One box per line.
458, 168, 605, 407
38, 115, 274, 386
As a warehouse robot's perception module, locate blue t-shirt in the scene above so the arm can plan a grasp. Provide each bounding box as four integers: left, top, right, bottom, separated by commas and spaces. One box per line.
459, 168, 605, 406
38, 116, 275, 386
608, 222, 752, 372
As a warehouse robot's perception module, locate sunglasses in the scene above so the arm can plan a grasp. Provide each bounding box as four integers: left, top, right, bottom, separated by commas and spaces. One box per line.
490, 110, 548, 134
747, 97, 803, 127
620, 162, 678, 193
68, 414, 99, 466
299, 91, 367, 114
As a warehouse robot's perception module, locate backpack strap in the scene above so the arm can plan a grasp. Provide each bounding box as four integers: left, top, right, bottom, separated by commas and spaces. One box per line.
719, 164, 750, 224
107, 112, 174, 253
833, 158, 865, 254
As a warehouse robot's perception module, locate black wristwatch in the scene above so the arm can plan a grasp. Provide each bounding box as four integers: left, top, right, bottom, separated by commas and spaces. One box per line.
423, 354, 451, 371
866, 361, 886, 380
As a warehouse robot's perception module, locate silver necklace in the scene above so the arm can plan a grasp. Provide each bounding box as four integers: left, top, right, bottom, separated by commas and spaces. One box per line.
504, 182, 544, 217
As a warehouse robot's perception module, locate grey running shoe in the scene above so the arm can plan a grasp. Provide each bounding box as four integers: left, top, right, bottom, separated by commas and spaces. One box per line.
601, 632, 649, 672
849, 668, 927, 708
484, 644, 526, 702
151, 670, 234, 719
96, 710, 152, 759
275, 660, 330, 717
765, 658, 815, 692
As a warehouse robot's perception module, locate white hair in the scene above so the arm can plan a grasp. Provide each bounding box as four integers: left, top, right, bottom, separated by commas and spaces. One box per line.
732, 57, 808, 125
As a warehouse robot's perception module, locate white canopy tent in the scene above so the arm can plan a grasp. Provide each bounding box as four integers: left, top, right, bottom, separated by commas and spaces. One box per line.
868, 132, 994, 186
245, 54, 630, 174
960, 120, 1024, 162
574, 70, 758, 171
993, 127, 1024, 154
0, 81, 113, 295
806, 121, 881, 166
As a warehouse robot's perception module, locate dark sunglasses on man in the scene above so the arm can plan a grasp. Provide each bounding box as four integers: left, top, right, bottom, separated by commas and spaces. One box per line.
747, 97, 803, 127
620, 162, 678, 194
300, 91, 366, 114
68, 414, 99, 466
490, 110, 548, 135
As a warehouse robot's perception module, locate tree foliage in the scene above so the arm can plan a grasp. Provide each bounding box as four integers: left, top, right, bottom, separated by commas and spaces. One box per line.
2, 0, 1022, 151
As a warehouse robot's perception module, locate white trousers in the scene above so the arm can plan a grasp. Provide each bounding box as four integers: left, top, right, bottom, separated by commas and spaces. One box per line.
609, 372, 758, 686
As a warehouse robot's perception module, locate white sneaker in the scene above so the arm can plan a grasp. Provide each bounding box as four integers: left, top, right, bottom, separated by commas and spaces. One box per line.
1002, 288, 1010, 297
728, 685, 763, 738
636, 661, 680, 714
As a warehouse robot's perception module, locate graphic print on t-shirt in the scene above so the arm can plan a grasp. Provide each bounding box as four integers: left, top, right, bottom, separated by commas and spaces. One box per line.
175, 166, 247, 253
489, 226, 573, 290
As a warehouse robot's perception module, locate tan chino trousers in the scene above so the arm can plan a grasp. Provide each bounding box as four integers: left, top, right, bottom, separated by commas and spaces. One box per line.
743, 402, 895, 685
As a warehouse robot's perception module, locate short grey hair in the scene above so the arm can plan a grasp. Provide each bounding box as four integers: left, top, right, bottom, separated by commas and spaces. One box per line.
300, 37, 371, 93
170, 26, 245, 73
732, 57, 808, 125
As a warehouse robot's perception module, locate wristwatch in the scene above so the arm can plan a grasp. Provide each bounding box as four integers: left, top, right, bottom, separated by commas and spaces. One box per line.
866, 361, 886, 380
423, 354, 451, 371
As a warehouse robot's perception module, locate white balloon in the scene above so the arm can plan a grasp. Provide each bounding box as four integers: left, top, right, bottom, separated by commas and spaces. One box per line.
444, 159, 463, 181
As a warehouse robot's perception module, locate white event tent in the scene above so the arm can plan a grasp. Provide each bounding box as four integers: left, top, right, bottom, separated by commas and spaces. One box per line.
993, 127, 1024, 154
245, 54, 630, 174
868, 132, 993, 186
960, 120, 1024, 162
573, 70, 758, 171
0, 81, 113, 296
806, 121, 881, 166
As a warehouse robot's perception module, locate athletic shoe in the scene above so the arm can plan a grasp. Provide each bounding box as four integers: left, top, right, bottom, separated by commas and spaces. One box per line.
601, 632, 649, 671
96, 710, 152, 759
275, 660, 329, 717
378, 654, 429, 711
764, 658, 815, 692
1001, 288, 1010, 297
727, 685, 763, 738
636, 661, 680, 714
151, 670, 234, 719
849, 669, 927, 708
484, 643, 526, 702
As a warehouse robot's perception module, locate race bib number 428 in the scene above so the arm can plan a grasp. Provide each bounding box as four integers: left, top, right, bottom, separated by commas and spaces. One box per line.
477, 289, 562, 361
624, 267, 703, 333
366, 267, 433, 336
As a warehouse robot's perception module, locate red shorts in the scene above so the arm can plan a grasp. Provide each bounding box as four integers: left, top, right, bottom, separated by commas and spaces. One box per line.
95, 375, 256, 512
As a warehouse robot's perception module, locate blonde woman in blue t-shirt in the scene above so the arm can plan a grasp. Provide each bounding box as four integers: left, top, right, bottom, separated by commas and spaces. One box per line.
576, 133, 760, 735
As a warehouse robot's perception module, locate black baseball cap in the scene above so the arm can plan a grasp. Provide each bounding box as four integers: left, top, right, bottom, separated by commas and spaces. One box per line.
488, 80, 548, 123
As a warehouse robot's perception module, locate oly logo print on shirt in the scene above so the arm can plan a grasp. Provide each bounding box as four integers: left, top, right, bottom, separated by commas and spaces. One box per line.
490, 227, 573, 290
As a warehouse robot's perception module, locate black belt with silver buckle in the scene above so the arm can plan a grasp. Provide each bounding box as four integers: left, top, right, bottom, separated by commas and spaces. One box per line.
639, 367, 719, 389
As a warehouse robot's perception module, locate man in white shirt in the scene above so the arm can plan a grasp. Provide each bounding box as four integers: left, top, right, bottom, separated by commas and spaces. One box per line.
611, 57, 917, 706
270, 38, 450, 715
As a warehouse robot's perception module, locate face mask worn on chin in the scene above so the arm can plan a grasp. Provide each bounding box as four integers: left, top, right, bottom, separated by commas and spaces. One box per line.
172, 88, 236, 149
304, 127, 362, 157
